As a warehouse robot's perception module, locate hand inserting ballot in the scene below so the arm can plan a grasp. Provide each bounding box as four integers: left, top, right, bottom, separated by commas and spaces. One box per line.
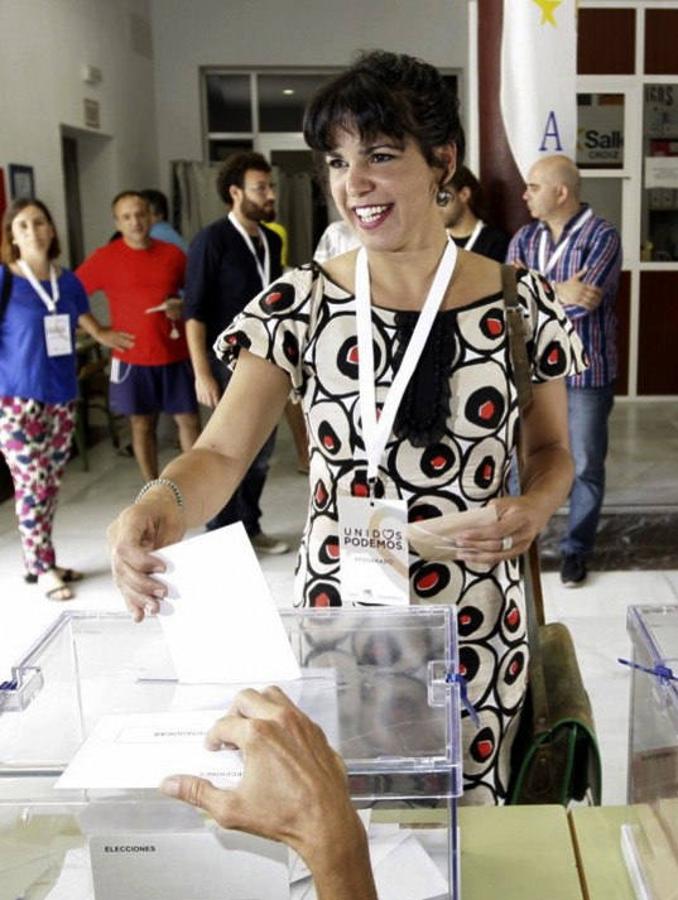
159, 687, 378, 900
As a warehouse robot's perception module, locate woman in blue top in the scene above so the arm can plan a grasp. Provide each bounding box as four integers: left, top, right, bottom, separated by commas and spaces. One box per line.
0, 198, 134, 600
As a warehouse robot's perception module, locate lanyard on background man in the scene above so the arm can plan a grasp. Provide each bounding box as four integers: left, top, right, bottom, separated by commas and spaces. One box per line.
354, 237, 458, 484
228, 211, 271, 290
538, 206, 593, 276
17, 259, 60, 312
463, 219, 484, 252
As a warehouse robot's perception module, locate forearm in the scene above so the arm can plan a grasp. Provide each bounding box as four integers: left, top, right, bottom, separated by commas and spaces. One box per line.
153, 360, 285, 525
134, 351, 288, 528
551, 286, 590, 318
519, 444, 574, 528
306, 815, 378, 900
78, 312, 106, 341
146, 445, 251, 528
186, 319, 212, 376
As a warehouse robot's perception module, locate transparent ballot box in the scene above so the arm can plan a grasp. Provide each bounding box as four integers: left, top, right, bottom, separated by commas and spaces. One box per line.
0, 607, 462, 899
626, 604, 678, 804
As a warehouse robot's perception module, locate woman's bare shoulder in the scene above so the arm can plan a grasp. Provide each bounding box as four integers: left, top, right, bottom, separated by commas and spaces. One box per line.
452, 249, 503, 303
319, 249, 359, 294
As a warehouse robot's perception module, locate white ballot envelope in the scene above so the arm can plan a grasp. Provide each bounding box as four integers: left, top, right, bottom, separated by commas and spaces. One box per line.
407, 506, 498, 561
56, 674, 340, 792
153, 523, 301, 684
55, 709, 243, 790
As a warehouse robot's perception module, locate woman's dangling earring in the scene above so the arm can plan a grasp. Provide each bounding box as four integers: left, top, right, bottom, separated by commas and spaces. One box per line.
436, 187, 450, 206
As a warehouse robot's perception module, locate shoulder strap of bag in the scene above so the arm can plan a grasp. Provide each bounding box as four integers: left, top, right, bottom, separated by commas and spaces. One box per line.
501, 264, 546, 624
502, 264, 551, 732
501, 264, 533, 413
0, 264, 13, 322
309, 262, 328, 336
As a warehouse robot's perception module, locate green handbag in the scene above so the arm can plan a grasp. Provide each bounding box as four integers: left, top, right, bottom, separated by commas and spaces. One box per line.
502, 265, 603, 807
507, 562, 603, 805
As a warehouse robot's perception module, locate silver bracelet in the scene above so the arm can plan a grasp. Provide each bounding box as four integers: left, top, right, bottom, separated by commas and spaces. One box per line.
135, 477, 185, 509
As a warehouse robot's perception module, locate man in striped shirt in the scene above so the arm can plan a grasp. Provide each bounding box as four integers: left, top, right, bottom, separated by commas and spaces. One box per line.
507, 155, 621, 587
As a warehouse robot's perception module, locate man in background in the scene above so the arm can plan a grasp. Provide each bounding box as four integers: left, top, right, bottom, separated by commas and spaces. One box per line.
441, 166, 509, 262
77, 191, 199, 481
507, 154, 621, 586
140, 189, 188, 254
184, 152, 288, 554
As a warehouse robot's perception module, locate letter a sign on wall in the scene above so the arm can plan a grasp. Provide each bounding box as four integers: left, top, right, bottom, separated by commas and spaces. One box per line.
500, 0, 577, 179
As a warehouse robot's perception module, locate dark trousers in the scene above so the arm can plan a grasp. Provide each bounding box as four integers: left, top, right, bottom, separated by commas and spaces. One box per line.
205, 357, 276, 538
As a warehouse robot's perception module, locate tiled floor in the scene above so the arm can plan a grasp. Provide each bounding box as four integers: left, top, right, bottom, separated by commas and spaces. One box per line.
1, 399, 676, 806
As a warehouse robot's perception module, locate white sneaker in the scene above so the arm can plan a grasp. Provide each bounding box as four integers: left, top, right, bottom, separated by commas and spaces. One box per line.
251, 532, 290, 555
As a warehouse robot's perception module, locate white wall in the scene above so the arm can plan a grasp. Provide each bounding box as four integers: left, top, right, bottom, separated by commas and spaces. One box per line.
151, 0, 469, 192
0, 0, 159, 260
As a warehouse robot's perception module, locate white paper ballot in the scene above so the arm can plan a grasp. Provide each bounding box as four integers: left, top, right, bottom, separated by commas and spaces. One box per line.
55, 709, 244, 790
45, 847, 94, 900
154, 524, 301, 684
372, 834, 449, 900
290, 827, 448, 900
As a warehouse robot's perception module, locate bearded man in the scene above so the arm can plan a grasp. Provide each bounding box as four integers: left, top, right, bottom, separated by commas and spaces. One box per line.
184, 152, 288, 554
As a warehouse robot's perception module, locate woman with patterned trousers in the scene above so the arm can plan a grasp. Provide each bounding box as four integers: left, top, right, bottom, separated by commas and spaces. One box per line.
0, 199, 133, 600
109, 52, 584, 803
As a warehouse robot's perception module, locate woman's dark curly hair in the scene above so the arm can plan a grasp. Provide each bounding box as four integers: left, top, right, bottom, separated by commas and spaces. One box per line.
303, 50, 464, 183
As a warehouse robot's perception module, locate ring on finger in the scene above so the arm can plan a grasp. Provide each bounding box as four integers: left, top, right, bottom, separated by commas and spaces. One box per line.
501, 535, 513, 552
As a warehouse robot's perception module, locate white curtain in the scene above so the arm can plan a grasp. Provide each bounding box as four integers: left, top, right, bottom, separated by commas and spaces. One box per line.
273, 168, 313, 266
171, 160, 225, 242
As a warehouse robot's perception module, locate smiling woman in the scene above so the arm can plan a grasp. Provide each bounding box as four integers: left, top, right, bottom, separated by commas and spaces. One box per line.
108, 51, 586, 808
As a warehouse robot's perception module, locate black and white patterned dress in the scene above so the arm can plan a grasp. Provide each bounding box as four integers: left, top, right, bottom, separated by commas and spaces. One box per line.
216, 263, 586, 805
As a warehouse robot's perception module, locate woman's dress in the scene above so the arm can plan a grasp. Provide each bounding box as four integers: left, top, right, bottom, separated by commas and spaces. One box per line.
217, 264, 585, 804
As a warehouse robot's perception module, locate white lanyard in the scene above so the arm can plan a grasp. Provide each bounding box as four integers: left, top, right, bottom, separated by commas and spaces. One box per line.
355, 238, 458, 483
17, 259, 59, 313
228, 211, 270, 290
538, 207, 593, 276
463, 219, 484, 252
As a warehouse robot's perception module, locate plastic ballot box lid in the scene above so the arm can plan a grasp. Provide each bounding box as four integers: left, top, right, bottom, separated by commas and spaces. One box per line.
0, 607, 463, 802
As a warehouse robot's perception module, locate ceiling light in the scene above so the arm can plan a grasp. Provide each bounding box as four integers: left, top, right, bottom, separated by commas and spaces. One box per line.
282, 89, 295, 95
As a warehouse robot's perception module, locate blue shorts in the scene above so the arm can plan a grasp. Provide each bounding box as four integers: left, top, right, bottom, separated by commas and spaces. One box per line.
109, 359, 198, 416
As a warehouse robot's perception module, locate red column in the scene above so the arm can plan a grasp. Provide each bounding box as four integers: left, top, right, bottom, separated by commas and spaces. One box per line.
477, 0, 530, 237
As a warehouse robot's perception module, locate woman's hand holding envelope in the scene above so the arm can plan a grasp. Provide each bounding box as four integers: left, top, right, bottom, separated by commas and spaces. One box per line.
407, 495, 545, 566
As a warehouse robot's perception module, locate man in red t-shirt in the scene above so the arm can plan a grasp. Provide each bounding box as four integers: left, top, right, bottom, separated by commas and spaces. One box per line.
76, 192, 200, 481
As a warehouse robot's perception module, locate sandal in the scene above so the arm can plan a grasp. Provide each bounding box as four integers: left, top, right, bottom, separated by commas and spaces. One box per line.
54, 567, 84, 583
26, 566, 84, 585
39, 569, 75, 602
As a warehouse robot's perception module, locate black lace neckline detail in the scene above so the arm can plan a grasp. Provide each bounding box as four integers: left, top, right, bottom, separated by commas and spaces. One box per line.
391, 311, 456, 448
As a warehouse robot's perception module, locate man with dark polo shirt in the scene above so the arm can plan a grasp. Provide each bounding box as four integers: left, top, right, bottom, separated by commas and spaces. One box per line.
184, 152, 288, 554
77, 192, 200, 482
